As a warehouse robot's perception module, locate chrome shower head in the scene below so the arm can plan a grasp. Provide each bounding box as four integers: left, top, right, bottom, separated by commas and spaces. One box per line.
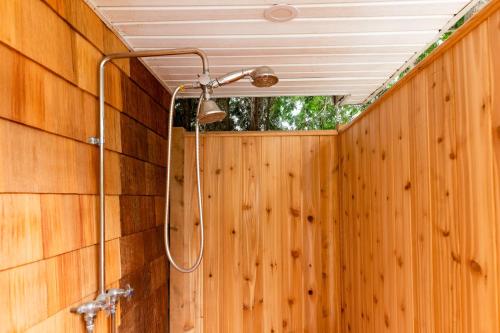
249, 66, 279, 87
197, 99, 226, 124
212, 66, 279, 88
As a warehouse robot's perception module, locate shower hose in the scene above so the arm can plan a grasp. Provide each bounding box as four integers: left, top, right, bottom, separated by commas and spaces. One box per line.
164, 86, 204, 273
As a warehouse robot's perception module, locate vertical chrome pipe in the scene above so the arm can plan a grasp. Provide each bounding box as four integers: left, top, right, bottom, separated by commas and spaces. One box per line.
110, 311, 117, 333
96, 48, 210, 296
98, 57, 111, 297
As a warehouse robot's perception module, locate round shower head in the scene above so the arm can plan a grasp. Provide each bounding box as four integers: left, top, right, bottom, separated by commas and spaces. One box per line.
197, 99, 226, 124
250, 66, 279, 87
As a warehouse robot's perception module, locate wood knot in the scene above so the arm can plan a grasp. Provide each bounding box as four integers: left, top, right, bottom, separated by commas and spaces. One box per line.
291, 250, 300, 259
215, 168, 221, 175
174, 175, 184, 184
445, 94, 450, 102
437, 137, 443, 143
469, 259, 482, 274
451, 251, 461, 264
231, 229, 236, 235
397, 256, 403, 267
307, 215, 314, 223
449, 152, 456, 160
384, 314, 390, 328
290, 208, 300, 217
242, 204, 252, 210
373, 295, 378, 304
288, 298, 294, 306
404, 182, 411, 190
308, 289, 314, 296
288, 172, 294, 177
381, 151, 386, 160
441, 229, 450, 237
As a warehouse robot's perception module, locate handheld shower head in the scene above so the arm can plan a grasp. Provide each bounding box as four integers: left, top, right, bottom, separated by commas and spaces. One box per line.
249, 66, 279, 87
212, 66, 279, 88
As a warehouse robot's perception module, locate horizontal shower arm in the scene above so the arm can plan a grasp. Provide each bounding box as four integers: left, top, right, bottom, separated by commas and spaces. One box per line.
100, 48, 210, 74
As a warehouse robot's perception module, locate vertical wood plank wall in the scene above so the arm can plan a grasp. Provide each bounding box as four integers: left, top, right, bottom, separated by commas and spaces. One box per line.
170, 131, 342, 333
0, 0, 170, 332
338, 2, 500, 332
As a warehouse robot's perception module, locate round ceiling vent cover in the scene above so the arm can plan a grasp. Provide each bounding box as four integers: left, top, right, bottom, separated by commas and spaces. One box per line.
264, 4, 298, 23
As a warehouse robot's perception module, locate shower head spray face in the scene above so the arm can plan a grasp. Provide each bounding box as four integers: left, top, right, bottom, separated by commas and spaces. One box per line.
250, 66, 279, 87
197, 99, 226, 124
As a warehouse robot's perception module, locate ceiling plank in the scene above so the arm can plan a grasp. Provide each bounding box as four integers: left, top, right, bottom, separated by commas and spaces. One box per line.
94, 0, 467, 6
116, 16, 451, 36
143, 53, 411, 66
101, 1, 468, 22
125, 31, 437, 48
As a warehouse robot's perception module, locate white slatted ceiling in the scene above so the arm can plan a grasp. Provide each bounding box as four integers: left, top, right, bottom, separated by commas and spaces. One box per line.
87, 0, 471, 103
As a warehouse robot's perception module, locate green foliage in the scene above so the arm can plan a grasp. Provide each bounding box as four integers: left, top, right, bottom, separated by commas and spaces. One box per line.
174, 96, 365, 131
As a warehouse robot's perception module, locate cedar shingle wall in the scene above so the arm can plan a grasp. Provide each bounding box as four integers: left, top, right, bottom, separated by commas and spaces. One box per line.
0, 0, 170, 331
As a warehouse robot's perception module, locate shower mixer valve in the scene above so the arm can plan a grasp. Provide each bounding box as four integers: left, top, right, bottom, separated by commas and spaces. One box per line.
70, 300, 107, 332
70, 285, 133, 332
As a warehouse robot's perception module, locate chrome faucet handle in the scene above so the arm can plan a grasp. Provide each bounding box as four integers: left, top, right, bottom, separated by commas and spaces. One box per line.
106, 284, 134, 301
104, 284, 134, 315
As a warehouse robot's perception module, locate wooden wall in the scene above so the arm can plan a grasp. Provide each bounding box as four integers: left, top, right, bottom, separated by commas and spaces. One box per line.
0, 0, 170, 332
170, 130, 341, 333
338, 1, 500, 332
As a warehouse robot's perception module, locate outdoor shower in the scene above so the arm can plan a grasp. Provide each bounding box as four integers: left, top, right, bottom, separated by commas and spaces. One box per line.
165, 65, 279, 273
70, 48, 278, 332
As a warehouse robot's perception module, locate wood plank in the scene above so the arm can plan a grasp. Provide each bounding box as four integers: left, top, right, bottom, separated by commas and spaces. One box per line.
126, 31, 436, 49
390, 84, 414, 333
427, 52, 462, 332
102, 2, 465, 22
301, 136, 321, 333
359, 115, 374, 332
169, 127, 192, 333
119, 16, 448, 37
487, 10, 500, 333
241, 137, 263, 333
319, 135, 341, 331
94, 0, 467, 7
281, 136, 303, 332
201, 136, 223, 333
379, 97, 397, 333
408, 71, 434, 333
260, 136, 283, 333
185, 135, 204, 332
221, 136, 243, 333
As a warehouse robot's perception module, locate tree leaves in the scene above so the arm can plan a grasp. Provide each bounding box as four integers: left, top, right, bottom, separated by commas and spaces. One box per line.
174, 96, 365, 131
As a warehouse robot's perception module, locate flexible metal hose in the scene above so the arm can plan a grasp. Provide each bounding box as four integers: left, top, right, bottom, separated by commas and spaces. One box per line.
164, 86, 204, 273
